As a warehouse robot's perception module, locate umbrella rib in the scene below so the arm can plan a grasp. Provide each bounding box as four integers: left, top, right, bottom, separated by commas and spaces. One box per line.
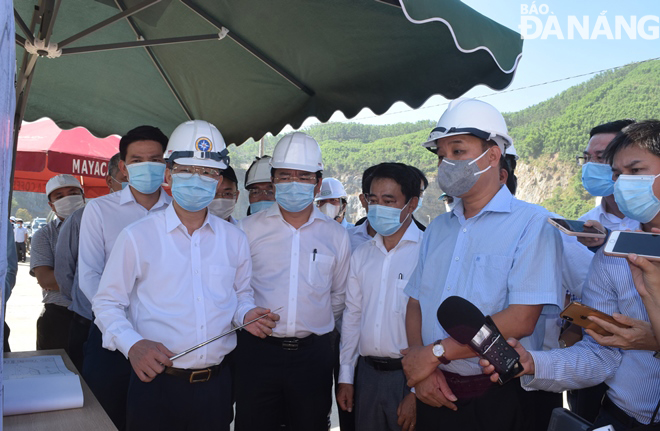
180, 0, 315, 96
40, 0, 62, 47
14, 9, 35, 45
60, 34, 221, 55
58, 0, 162, 49
114, 0, 193, 121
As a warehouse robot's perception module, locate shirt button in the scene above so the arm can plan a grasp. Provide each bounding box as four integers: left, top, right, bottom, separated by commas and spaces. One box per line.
197, 297, 201, 301
455, 257, 459, 261
463, 228, 467, 233
195, 270, 199, 274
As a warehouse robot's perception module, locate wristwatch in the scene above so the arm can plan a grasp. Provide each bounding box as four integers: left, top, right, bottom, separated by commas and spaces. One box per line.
432, 339, 451, 365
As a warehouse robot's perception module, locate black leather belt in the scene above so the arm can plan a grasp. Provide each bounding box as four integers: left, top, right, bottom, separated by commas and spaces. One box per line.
363, 356, 403, 371
164, 364, 222, 383
261, 334, 319, 351
602, 395, 645, 428
443, 370, 495, 400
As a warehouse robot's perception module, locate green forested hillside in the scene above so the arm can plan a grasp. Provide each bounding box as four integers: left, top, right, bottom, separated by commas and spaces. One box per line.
507, 60, 660, 160
225, 59, 660, 219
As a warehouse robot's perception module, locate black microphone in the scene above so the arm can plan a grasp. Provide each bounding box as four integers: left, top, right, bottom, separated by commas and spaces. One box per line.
436, 296, 523, 384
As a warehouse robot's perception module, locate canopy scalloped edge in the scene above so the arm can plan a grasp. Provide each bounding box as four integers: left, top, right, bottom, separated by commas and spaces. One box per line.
399, 1, 523, 75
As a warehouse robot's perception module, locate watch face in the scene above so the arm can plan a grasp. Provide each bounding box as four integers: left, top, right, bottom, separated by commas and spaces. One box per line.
433, 344, 445, 357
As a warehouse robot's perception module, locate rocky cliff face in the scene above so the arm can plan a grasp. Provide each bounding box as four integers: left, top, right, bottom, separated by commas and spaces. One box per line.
515, 155, 575, 205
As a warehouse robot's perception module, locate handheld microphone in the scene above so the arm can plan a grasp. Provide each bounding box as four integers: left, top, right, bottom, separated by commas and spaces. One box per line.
437, 296, 523, 384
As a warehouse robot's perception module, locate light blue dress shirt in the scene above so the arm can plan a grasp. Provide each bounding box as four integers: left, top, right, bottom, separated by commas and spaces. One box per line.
405, 186, 564, 376
54, 207, 91, 320
523, 248, 660, 425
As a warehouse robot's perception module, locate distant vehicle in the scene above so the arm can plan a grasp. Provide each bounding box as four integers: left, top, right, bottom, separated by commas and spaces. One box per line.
30, 218, 47, 236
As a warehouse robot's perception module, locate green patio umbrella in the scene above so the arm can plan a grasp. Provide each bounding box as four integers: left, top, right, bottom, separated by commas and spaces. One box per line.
13, 0, 523, 145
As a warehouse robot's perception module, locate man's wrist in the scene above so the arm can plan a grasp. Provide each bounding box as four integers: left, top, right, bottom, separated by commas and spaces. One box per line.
432, 339, 451, 365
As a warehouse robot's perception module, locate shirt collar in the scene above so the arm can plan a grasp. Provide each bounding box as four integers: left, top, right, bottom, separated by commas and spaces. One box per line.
372, 219, 422, 252
120, 185, 172, 209
267, 202, 323, 226
165, 204, 214, 234
452, 185, 512, 221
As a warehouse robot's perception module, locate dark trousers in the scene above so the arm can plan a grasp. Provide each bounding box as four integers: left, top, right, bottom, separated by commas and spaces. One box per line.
82, 323, 131, 431
520, 389, 563, 431
126, 363, 233, 431
36, 303, 73, 351
331, 329, 356, 431
416, 377, 525, 431
234, 331, 334, 431
15, 242, 25, 262
355, 356, 408, 431
567, 383, 608, 423
4, 321, 10, 352
68, 312, 91, 372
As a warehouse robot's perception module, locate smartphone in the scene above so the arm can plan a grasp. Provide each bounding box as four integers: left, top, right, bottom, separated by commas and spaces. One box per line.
560, 302, 629, 337
547, 218, 606, 238
604, 230, 660, 262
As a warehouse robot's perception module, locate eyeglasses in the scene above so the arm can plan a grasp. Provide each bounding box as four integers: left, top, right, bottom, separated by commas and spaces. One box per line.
217, 191, 238, 199
576, 154, 606, 165
248, 189, 275, 197
172, 165, 223, 179
273, 173, 316, 183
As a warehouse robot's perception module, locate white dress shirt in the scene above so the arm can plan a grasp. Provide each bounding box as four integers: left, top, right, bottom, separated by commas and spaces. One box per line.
78, 186, 171, 303
93, 205, 256, 369
239, 203, 351, 338
339, 222, 423, 384
13, 226, 28, 243
579, 199, 640, 231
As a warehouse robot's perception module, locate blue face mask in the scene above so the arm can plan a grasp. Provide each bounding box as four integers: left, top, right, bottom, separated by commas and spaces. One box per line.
582, 163, 615, 197
275, 182, 316, 213
613, 174, 660, 223
413, 196, 423, 214
126, 162, 166, 194
367, 202, 410, 237
171, 173, 218, 212
250, 200, 275, 214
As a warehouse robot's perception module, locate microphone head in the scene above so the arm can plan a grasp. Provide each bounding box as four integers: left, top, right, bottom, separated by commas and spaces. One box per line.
437, 296, 486, 344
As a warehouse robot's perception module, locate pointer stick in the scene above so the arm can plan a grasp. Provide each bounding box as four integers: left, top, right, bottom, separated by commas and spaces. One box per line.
169, 307, 283, 361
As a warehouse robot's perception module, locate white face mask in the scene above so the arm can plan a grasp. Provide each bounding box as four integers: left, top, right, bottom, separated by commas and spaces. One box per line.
208, 198, 236, 220
53, 195, 85, 219
319, 203, 341, 220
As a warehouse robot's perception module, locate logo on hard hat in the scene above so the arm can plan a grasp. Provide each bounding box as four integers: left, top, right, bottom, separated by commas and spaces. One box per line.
321, 190, 331, 196
195, 137, 213, 152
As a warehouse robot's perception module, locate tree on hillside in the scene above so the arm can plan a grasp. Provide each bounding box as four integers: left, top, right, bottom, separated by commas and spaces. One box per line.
14, 208, 32, 222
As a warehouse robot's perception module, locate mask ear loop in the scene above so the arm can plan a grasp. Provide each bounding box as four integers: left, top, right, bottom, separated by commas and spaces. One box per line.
469, 148, 493, 176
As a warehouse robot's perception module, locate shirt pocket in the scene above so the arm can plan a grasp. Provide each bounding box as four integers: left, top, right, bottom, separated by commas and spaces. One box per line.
207, 265, 237, 303
308, 253, 335, 289
394, 278, 409, 314
469, 254, 512, 310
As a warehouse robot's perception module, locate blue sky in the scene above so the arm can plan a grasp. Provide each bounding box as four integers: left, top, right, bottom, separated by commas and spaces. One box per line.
298, 0, 659, 128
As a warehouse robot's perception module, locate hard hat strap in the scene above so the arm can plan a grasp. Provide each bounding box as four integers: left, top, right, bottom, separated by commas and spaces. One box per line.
432, 126, 494, 143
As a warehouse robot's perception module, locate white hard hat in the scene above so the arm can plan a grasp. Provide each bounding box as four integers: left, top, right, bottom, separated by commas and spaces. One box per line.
245, 156, 272, 187
505, 143, 519, 160
164, 120, 229, 169
315, 178, 347, 201
423, 98, 512, 154
46, 174, 83, 198
270, 132, 323, 172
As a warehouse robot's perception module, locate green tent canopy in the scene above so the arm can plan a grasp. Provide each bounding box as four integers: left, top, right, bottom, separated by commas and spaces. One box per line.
14, 0, 523, 145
